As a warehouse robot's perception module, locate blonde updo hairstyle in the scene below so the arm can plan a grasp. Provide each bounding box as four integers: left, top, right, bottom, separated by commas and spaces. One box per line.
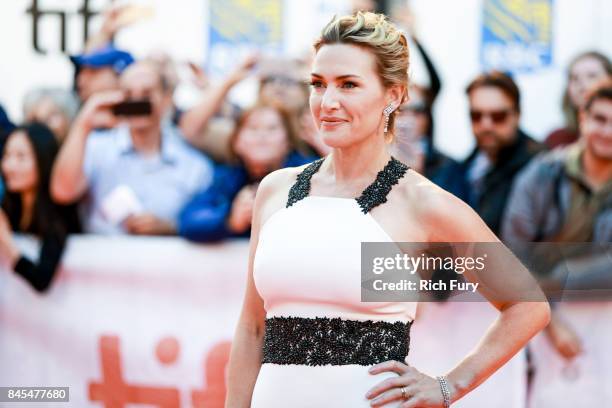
313, 12, 410, 140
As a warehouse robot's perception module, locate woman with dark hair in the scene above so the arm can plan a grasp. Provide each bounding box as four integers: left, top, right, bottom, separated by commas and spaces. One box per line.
0, 123, 80, 292
178, 103, 316, 242
545, 51, 612, 149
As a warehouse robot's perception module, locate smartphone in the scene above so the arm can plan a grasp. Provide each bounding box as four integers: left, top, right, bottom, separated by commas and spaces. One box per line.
112, 100, 153, 117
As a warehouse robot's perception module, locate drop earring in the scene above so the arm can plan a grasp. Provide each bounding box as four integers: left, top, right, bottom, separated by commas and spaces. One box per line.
383, 104, 395, 134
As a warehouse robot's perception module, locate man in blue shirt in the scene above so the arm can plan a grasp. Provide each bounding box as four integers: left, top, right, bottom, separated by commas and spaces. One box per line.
51, 60, 213, 235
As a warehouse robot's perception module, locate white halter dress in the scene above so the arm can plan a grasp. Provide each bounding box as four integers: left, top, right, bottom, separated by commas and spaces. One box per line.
251, 157, 417, 407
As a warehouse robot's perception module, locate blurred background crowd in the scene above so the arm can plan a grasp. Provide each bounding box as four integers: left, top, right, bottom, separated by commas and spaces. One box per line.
0, 0, 611, 404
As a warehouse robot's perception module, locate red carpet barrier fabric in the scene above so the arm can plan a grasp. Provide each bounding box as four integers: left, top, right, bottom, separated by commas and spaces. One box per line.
2, 236, 609, 406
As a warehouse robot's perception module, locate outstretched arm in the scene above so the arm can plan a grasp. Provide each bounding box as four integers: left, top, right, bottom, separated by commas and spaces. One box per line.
51, 90, 124, 204
412, 37, 441, 103
179, 55, 258, 147
0, 210, 66, 293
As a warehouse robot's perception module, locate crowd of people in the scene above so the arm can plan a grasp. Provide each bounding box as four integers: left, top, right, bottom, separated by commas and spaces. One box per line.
0, 1, 610, 395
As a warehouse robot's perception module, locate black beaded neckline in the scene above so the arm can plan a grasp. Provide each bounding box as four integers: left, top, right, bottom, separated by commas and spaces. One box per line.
286, 156, 409, 214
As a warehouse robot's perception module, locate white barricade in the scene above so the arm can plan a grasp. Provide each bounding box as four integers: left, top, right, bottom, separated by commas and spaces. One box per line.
5, 235, 607, 406
0, 235, 248, 407
528, 302, 612, 407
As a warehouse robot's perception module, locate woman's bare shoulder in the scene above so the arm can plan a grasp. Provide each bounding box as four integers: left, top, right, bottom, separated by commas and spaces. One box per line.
253, 164, 312, 227
395, 169, 454, 208
395, 170, 498, 242
257, 164, 309, 199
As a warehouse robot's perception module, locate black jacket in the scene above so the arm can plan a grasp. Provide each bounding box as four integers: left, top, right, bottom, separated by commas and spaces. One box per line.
455, 130, 543, 234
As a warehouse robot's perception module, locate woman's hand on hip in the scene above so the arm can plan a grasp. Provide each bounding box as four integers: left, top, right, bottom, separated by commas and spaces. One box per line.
366, 358, 451, 407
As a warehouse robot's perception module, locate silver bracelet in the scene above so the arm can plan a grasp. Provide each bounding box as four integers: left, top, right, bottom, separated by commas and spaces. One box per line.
436, 375, 451, 408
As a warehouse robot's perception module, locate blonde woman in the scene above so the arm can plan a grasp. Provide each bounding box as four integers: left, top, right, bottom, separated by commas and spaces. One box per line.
225, 12, 550, 408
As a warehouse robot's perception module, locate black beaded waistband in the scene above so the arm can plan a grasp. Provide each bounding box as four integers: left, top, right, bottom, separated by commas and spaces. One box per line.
262, 316, 412, 366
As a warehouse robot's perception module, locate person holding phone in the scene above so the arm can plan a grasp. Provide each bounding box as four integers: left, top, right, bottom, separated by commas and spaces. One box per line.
70, 46, 134, 104
51, 60, 214, 235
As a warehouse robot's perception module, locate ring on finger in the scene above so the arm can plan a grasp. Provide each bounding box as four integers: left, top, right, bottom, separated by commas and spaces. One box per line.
400, 386, 408, 400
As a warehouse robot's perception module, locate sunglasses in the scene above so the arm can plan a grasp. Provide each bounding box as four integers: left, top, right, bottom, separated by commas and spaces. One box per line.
469, 109, 514, 124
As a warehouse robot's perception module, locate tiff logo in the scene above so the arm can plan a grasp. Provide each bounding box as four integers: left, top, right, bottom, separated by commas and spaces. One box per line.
26, 0, 104, 54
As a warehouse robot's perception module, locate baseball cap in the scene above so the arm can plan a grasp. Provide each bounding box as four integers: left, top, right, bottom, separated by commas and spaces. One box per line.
70, 46, 135, 74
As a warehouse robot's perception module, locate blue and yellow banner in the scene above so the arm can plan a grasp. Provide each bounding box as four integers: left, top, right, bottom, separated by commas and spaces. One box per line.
481, 0, 554, 73
207, 0, 283, 76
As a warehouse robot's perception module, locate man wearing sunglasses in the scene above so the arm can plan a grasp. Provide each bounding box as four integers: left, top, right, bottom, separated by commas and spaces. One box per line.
456, 71, 543, 234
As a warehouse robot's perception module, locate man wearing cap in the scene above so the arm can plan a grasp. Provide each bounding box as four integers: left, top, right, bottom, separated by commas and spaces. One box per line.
51, 60, 214, 235
70, 46, 134, 102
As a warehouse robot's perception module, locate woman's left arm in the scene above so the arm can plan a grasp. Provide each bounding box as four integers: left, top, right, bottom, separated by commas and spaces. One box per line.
11, 235, 66, 293
0, 211, 66, 293
368, 299, 549, 407
430, 194, 550, 402
367, 188, 550, 407
441, 298, 550, 402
